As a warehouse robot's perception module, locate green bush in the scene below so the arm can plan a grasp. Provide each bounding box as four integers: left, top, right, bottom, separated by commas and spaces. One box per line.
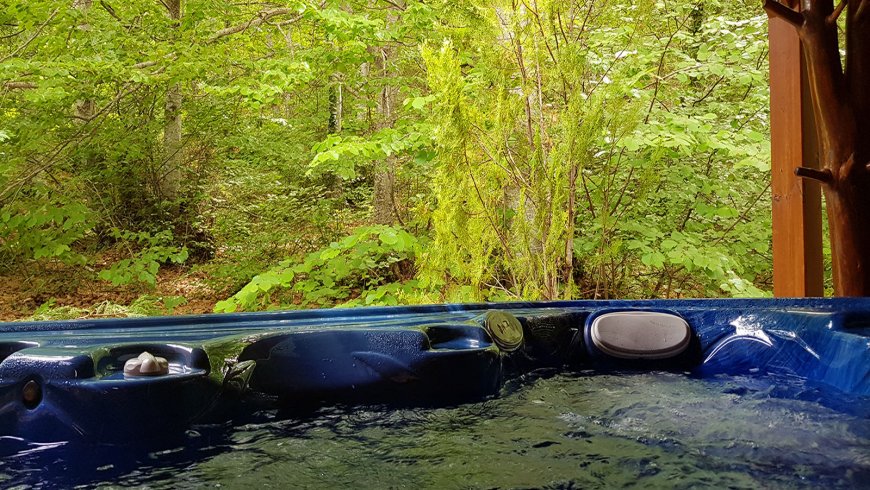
215, 225, 420, 312
0, 195, 94, 269
98, 230, 188, 287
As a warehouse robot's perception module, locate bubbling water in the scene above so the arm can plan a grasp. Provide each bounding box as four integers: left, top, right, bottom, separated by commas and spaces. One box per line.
2, 371, 868, 489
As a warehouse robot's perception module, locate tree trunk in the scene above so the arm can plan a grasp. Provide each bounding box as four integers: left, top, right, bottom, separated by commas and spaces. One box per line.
372, 166, 394, 224
764, 0, 870, 296
563, 162, 578, 295
73, 0, 94, 122
162, 0, 183, 200
372, 45, 398, 224
824, 176, 870, 294
328, 74, 342, 133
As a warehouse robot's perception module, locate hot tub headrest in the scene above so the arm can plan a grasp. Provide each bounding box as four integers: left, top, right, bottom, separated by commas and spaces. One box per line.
587, 311, 692, 360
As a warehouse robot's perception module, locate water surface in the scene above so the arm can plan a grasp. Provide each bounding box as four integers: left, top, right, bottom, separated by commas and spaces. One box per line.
2, 371, 868, 488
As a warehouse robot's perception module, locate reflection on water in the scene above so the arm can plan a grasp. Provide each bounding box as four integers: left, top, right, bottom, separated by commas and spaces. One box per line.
2, 371, 868, 489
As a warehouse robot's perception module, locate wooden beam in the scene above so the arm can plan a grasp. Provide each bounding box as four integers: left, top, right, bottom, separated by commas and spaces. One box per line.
768, 13, 825, 297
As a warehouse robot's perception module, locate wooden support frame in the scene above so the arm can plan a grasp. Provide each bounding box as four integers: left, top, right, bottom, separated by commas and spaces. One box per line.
768, 11, 825, 297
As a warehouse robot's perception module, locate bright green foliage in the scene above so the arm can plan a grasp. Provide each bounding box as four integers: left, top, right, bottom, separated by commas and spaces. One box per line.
0, 0, 783, 318
98, 230, 188, 287
309, 124, 434, 180
29, 295, 188, 321
215, 225, 420, 312
0, 192, 93, 268
413, 0, 771, 300
597, 5, 773, 298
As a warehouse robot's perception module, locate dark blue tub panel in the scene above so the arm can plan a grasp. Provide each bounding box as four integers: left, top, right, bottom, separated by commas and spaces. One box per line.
0, 298, 868, 442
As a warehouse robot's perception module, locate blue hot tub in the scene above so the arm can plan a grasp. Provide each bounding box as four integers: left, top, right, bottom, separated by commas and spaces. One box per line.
0, 298, 868, 444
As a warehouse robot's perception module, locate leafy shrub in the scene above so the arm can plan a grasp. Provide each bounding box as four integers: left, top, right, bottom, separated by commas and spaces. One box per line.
214, 225, 420, 312
98, 230, 188, 287
0, 197, 93, 269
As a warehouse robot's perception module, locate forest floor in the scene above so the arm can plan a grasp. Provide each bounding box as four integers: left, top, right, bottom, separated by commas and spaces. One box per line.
0, 265, 220, 322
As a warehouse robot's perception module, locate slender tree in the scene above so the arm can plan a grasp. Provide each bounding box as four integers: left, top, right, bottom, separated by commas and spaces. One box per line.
163, 0, 183, 200
371, 3, 402, 226
73, 0, 94, 122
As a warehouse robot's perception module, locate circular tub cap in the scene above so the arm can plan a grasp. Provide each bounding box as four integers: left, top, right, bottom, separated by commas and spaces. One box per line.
484, 310, 524, 352
589, 311, 691, 360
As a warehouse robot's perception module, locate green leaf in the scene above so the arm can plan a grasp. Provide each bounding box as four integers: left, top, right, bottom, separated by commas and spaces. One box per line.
641, 252, 665, 268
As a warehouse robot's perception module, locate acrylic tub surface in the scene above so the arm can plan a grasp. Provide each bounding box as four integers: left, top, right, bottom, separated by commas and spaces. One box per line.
1, 298, 868, 443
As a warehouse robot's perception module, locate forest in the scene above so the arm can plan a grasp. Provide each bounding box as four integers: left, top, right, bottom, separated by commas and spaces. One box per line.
0, 0, 785, 320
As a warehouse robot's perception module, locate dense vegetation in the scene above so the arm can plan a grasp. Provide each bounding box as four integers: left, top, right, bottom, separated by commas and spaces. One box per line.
0, 0, 780, 319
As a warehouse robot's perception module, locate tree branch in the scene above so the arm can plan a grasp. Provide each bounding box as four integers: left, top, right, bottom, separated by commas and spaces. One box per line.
692, 74, 726, 106
133, 60, 158, 69
380, 0, 406, 11
795, 166, 833, 183
5, 57, 158, 92
0, 8, 60, 64
763, 0, 804, 28
0, 84, 140, 203
711, 181, 772, 246
3, 81, 37, 90
461, 147, 515, 262
0, 29, 25, 40
644, 13, 688, 123
100, 0, 123, 23
829, 0, 848, 23
210, 8, 303, 42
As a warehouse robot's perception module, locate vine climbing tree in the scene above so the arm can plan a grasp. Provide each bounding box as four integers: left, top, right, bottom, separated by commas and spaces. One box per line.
764, 0, 870, 296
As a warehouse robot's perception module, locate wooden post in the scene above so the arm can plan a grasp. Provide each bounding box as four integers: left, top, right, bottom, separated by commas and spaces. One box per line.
768, 12, 824, 297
